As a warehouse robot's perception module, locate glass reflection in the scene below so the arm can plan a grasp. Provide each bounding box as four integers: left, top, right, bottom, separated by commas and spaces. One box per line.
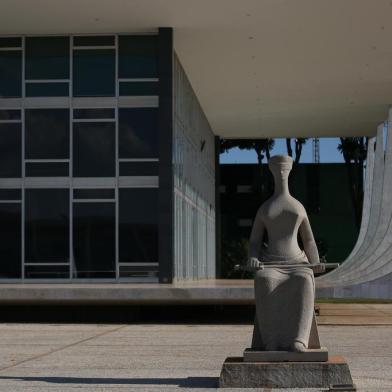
119, 161, 158, 176
0, 110, 21, 121
73, 49, 115, 97
73, 109, 115, 119
0, 51, 22, 98
25, 109, 70, 159
0, 189, 21, 200
26, 82, 69, 97
119, 189, 158, 264
25, 37, 69, 80
119, 81, 158, 96
25, 189, 69, 263
119, 108, 158, 158
26, 162, 69, 177
0, 37, 21, 48
73, 122, 115, 177
25, 265, 69, 279
74, 36, 115, 46
0, 123, 21, 178
0, 204, 21, 278
73, 189, 115, 199
73, 202, 115, 278
118, 35, 158, 78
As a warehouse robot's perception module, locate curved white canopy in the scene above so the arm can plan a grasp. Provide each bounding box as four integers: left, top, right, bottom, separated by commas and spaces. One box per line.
1, 0, 391, 137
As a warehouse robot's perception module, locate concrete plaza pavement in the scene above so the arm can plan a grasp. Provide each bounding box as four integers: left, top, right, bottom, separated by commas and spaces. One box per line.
317, 303, 392, 325
0, 321, 390, 391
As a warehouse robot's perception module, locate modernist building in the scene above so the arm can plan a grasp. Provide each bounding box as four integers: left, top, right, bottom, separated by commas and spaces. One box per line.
0, 29, 216, 283
1, 1, 392, 299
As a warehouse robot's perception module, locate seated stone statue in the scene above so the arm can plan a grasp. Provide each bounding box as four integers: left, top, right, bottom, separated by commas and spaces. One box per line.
248, 155, 320, 352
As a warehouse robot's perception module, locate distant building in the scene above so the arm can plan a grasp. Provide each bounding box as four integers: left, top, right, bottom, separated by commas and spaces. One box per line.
219, 163, 360, 277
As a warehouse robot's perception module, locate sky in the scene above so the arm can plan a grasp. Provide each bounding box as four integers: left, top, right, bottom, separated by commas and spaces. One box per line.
219, 137, 345, 164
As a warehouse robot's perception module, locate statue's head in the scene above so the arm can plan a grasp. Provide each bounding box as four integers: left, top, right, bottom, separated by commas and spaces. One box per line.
268, 155, 293, 181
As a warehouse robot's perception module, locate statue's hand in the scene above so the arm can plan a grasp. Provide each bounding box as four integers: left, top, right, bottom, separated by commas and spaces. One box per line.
248, 257, 262, 269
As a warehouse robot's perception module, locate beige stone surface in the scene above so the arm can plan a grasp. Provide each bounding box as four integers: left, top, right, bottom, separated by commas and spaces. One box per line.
0, 323, 390, 391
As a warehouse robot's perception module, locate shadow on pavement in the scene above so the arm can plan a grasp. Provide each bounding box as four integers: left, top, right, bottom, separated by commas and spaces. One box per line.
0, 376, 219, 388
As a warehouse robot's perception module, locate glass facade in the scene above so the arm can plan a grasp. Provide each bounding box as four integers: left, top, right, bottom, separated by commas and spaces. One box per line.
73, 49, 115, 97
0, 203, 21, 278
25, 189, 69, 264
25, 109, 70, 159
0, 122, 22, 177
0, 51, 22, 98
0, 34, 160, 281
73, 122, 116, 177
25, 37, 70, 80
73, 202, 116, 278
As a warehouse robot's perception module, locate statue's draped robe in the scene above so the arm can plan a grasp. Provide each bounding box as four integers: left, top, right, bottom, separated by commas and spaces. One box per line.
251, 250, 315, 350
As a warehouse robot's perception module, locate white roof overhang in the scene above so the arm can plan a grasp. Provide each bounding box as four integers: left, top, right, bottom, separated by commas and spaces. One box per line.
1, 0, 391, 138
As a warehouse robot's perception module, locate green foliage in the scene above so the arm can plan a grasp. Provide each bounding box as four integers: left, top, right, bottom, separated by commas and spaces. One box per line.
337, 137, 367, 229
221, 237, 252, 279
220, 138, 275, 164
338, 137, 367, 164
315, 237, 328, 261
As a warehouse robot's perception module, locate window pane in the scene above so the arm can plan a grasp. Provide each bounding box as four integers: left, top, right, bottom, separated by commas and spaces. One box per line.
119, 188, 158, 263
26, 162, 69, 177
118, 35, 158, 78
25, 109, 70, 159
0, 37, 21, 48
73, 49, 115, 97
73, 122, 115, 177
25, 37, 69, 80
74, 189, 115, 199
74, 36, 115, 46
120, 265, 158, 279
119, 161, 158, 176
0, 51, 22, 98
0, 204, 21, 278
25, 265, 68, 279
73, 202, 115, 278
119, 81, 158, 96
0, 110, 21, 120
73, 108, 115, 119
0, 189, 21, 200
0, 123, 21, 177
119, 108, 158, 158
26, 82, 69, 97
25, 189, 69, 263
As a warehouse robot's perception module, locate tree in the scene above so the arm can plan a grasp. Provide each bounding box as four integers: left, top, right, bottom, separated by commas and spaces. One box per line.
337, 137, 367, 230
220, 139, 274, 164
286, 138, 308, 163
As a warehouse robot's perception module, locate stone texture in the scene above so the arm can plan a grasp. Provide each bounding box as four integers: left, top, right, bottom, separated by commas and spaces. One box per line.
219, 355, 353, 388
243, 347, 328, 362
248, 155, 321, 351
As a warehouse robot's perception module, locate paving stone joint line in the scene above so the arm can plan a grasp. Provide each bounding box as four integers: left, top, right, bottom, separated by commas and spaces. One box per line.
0, 325, 127, 373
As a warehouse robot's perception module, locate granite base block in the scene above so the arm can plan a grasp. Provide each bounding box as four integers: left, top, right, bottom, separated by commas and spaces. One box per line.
219, 355, 354, 388
243, 347, 328, 362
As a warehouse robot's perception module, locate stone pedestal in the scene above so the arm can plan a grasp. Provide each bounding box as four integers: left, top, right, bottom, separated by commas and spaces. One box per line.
219, 355, 354, 389
243, 347, 328, 362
